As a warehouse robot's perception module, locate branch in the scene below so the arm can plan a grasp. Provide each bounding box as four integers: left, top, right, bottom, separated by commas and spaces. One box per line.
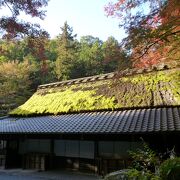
134, 29, 180, 60
4, 2, 14, 16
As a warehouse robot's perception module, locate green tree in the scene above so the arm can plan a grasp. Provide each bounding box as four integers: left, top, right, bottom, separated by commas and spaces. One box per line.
46, 39, 58, 62
55, 21, 77, 80
0, 36, 56, 85
0, 60, 37, 116
78, 36, 104, 76
0, 39, 30, 62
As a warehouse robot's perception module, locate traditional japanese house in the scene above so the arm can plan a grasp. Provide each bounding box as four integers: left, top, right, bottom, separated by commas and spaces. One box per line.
0, 66, 180, 175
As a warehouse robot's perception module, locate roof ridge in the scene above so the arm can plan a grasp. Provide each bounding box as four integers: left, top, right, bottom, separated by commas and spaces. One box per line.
38, 64, 180, 90
38, 72, 116, 89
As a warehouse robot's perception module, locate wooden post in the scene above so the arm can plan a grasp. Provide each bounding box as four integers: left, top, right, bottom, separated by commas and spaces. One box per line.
49, 139, 54, 170
94, 141, 100, 174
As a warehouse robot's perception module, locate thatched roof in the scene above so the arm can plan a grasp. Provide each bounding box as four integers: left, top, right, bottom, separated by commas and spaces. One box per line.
10, 67, 180, 117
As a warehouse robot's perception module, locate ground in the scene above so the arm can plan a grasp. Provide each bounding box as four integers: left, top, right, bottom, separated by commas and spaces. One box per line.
0, 169, 102, 180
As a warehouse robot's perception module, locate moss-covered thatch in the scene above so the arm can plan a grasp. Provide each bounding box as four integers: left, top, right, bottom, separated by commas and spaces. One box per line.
10, 68, 180, 116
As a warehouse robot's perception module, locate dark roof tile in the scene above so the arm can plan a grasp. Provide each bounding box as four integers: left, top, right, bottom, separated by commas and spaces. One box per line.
161, 108, 168, 131
173, 107, 180, 130
167, 108, 175, 131
1, 107, 180, 134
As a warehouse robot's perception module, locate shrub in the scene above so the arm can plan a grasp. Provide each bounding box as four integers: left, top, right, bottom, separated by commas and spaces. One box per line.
127, 169, 160, 180
128, 141, 160, 173
159, 157, 180, 180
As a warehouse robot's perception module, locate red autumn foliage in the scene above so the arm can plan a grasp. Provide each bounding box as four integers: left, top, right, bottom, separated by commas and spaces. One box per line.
0, 0, 48, 39
105, 0, 180, 68
27, 31, 49, 76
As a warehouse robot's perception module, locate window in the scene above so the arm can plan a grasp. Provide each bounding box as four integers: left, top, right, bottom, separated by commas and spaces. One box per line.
80, 141, 94, 159
99, 141, 114, 157
19, 139, 50, 154
54, 140, 94, 158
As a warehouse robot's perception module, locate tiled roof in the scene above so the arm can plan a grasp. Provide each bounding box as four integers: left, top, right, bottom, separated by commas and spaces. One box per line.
1, 107, 180, 134
10, 68, 180, 116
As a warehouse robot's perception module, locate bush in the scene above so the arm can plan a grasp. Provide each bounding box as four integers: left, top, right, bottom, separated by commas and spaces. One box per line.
160, 157, 180, 180
104, 142, 180, 180
127, 169, 160, 180
128, 141, 160, 174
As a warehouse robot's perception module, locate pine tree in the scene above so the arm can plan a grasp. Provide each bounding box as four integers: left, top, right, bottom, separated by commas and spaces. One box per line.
55, 21, 77, 80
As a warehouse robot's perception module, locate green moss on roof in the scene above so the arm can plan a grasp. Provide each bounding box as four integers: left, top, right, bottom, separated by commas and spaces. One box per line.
11, 89, 116, 116
10, 69, 180, 116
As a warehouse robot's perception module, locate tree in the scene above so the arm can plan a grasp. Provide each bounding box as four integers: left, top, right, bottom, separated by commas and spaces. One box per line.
46, 39, 58, 62
55, 21, 77, 80
0, 60, 36, 115
0, 38, 30, 62
105, 0, 180, 68
102, 36, 131, 72
0, 0, 49, 39
78, 36, 104, 76
27, 32, 50, 80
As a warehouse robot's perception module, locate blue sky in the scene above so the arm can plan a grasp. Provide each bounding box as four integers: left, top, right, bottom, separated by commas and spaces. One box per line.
1, 0, 126, 42
39, 0, 126, 41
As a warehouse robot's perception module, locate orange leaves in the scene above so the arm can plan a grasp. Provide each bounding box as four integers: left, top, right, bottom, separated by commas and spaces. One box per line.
133, 41, 179, 68
105, 0, 180, 69
160, 0, 180, 24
